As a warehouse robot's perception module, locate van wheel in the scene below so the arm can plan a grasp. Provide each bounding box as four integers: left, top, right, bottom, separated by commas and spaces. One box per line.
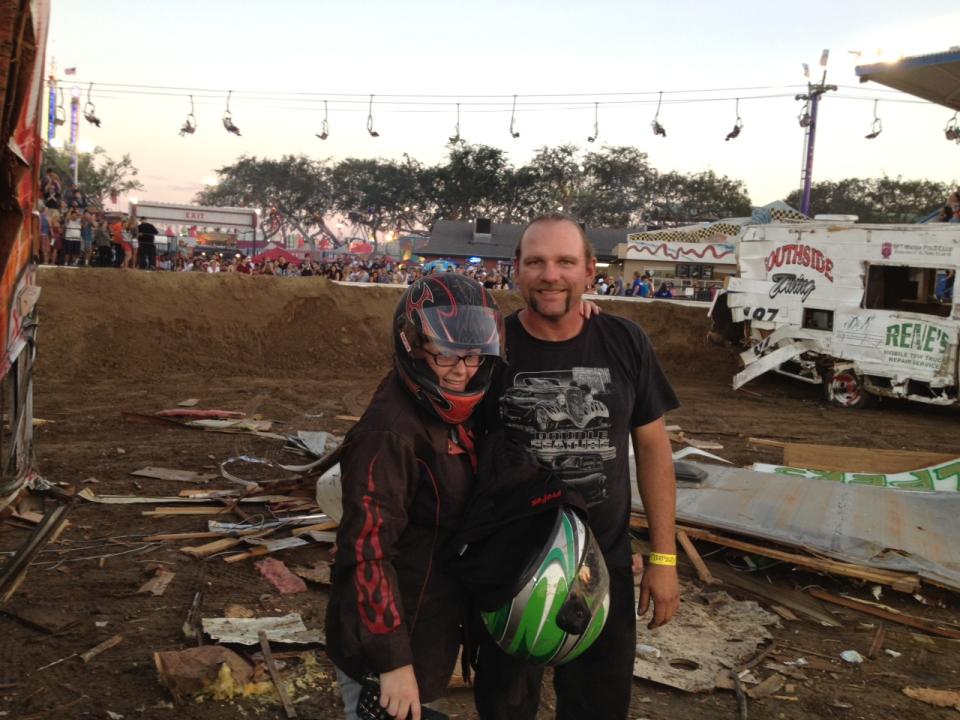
824, 369, 876, 409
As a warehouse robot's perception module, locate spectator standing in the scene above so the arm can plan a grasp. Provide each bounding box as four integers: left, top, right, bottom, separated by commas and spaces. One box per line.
81, 210, 95, 266
125, 217, 139, 269
108, 217, 125, 267
39, 207, 52, 265
137, 218, 159, 270
93, 219, 112, 266
63, 209, 82, 266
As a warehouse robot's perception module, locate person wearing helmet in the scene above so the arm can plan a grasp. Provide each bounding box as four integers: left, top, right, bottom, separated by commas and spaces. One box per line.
472, 214, 680, 720
325, 273, 504, 720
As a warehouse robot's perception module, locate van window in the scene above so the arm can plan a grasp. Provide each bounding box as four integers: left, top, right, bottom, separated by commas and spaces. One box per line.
864, 265, 952, 318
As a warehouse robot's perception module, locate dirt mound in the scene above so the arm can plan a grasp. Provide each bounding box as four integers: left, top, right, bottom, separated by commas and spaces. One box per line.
36, 269, 732, 385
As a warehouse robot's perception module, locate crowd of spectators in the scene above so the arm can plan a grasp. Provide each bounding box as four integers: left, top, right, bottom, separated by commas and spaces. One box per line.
36, 170, 707, 300
592, 270, 719, 302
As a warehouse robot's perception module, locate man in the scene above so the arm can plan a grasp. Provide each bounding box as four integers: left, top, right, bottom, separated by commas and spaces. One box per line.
137, 217, 159, 270
475, 213, 680, 720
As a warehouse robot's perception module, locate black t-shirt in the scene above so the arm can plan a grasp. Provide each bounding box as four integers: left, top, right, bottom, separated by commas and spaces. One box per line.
137, 222, 158, 244
490, 312, 679, 567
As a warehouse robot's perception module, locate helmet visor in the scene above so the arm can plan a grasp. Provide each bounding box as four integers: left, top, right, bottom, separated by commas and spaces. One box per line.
556, 525, 609, 636
415, 304, 503, 358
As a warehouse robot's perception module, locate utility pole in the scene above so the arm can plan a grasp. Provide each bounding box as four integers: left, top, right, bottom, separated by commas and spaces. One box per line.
796, 55, 836, 216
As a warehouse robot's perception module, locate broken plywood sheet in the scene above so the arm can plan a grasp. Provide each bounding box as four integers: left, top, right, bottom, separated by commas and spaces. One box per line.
633, 588, 778, 692
630, 462, 960, 591
201, 613, 323, 645
782, 443, 957, 474
130, 467, 218, 483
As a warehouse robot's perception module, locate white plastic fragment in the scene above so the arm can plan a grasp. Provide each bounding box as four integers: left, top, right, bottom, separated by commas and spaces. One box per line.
840, 650, 864, 664
636, 644, 661, 660
885, 649, 902, 658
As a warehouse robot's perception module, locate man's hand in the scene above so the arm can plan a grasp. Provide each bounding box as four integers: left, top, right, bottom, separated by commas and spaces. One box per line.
637, 563, 680, 629
380, 664, 421, 720
579, 299, 602, 318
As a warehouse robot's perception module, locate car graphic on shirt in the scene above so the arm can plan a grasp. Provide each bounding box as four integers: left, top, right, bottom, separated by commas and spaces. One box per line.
548, 452, 608, 506
501, 376, 609, 432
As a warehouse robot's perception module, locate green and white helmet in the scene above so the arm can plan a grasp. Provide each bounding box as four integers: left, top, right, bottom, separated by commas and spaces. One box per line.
480, 507, 610, 666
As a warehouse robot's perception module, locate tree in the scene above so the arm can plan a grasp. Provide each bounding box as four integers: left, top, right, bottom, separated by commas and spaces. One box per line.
577, 145, 657, 226
431, 143, 512, 222
195, 154, 336, 248
650, 170, 751, 224
330, 157, 429, 252
42, 144, 143, 209
785, 176, 951, 222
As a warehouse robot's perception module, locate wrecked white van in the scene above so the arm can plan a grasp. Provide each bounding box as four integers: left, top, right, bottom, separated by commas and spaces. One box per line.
711, 219, 960, 408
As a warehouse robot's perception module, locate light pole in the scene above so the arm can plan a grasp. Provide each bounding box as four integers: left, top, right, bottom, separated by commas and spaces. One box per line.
796, 72, 836, 216
70, 86, 81, 185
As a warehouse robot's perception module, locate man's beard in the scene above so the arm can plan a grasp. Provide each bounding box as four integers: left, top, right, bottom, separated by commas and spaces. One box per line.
528, 286, 572, 318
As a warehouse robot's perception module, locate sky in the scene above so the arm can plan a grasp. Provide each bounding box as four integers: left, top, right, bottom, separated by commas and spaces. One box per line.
44, 1, 960, 214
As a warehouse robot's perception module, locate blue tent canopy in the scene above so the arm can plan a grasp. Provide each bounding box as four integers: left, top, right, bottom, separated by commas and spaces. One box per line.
856, 49, 960, 111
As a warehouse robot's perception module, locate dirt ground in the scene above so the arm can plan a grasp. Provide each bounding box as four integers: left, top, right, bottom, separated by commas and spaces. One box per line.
0, 267, 958, 719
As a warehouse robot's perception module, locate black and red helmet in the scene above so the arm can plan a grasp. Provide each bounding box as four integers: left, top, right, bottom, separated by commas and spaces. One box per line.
394, 273, 504, 424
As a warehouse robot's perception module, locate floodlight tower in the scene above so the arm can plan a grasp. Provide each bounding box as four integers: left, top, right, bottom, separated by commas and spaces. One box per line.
796, 50, 837, 216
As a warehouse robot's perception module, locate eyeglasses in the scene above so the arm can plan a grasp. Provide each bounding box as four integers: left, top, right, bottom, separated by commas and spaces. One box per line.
420, 349, 485, 367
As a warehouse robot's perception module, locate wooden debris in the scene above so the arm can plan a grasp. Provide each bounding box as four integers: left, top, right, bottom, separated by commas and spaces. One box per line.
0, 603, 80, 634
782, 442, 957, 474
224, 536, 309, 564
224, 604, 256, 618
686, 437, 725, 450
706, 561, 840, 627
631, 515, 921, 592
763, 661, 808, 681
145, 530, 227, 542
290, 561, 331, 585
259, 630, 298, 719
291, 519, 339, 536
131, 467, 217, 483
80, 634, 123, 663
808, 589, 960, 640
154, 645, 253, 702
748, 437, 787, 449
868, 623, 886, 659
769, 605, 799, 622
676, 530, 718, 585
138, 569, 175, 596
334, 415, 361, 422
143, 507, 234, 517
747, 672, 785, 699
901, 687, 960, 711
180, 529, 275, 559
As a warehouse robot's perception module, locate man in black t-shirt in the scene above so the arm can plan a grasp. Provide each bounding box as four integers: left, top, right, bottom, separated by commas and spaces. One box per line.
137, 219, 159, 270
474, 214, 680, 720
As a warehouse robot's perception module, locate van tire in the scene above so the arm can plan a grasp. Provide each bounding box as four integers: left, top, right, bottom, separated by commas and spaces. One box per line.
824, 369, 876, 409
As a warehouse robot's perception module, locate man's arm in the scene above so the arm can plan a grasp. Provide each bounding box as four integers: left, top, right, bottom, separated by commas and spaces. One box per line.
632, 417, 680, 629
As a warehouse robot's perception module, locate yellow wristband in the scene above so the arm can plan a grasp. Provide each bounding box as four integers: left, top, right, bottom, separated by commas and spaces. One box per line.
648, 552, 677, 567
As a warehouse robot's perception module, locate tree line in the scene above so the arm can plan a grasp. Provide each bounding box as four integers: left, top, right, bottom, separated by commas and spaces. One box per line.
43, 142, 955, 252
195, 144, 754, 249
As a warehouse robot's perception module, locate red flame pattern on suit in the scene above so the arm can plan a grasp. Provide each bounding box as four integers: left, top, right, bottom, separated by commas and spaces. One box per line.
353, 452, 401, 634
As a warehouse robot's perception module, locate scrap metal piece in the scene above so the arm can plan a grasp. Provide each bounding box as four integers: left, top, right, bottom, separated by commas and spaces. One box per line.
0, 493, 76, 603
201, 613, 323, 645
